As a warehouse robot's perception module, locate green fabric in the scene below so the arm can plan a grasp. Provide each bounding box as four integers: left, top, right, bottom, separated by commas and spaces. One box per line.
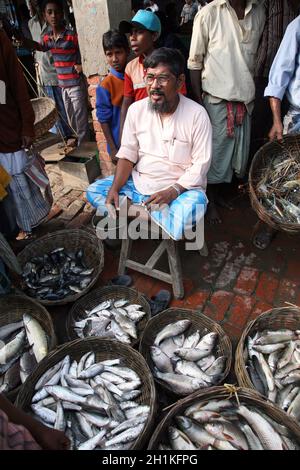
203, 95, 251, 184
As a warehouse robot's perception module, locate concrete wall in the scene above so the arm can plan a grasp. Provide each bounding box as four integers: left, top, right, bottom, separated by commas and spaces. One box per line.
73, 0, 131, 77
72, 0, 131, 175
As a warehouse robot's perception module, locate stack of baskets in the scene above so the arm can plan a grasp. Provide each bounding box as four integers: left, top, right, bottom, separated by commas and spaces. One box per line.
31, 97, 58, 140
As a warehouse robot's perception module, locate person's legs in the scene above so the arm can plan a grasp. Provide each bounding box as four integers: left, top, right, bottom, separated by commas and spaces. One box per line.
61, 87, 78, 143
66, 81, 90, 145
47, 86, 74, 140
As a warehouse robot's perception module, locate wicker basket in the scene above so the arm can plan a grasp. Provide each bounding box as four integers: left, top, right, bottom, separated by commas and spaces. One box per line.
66, 285, 151, 346
31, 97, 58, 140
147, 385, 300, 450
249, 134, 300, 234
17, 229, 104, 306
235, 306, 300, 394
16, 337, 157, 450
0, 294, 57, 401
139, 308, 232, 397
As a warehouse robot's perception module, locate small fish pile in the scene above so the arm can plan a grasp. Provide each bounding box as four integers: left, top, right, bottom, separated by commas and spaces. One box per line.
158, 398, 300, 450
0, 314, 49, 393
256, 153, 300, 225
73, 299, 147, 344
22, 248, 94, 301
245, 328, 300, 422
150, 320, 226, 396
30, 353, 150, 450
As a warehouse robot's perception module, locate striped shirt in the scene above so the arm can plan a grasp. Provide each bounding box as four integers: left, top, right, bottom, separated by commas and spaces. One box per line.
41, 27, 81, 88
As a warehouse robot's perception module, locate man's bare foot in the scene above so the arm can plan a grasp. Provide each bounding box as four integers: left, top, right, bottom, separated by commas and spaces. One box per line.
206, 203, 222, 224
215, 195, 234, 210
66, 138, 77, 148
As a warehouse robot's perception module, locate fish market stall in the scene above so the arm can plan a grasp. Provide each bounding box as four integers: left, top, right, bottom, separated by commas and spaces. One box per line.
147, 386, 300, 450
0, 295, 56, 401
17, 229, 104, 305
15, 337, 156, 450
250, 135, 300, 233
235, 306, 300, 423
66, 286, 151, 346
139, 309, 232, 397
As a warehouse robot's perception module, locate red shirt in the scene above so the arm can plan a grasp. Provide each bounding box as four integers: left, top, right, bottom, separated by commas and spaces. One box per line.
124, 55, 187, 101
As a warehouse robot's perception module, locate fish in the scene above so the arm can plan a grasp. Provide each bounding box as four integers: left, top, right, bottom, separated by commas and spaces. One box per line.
0, 330, 26, 365
155, 370, 207, 395
150, 347, 173, 373
154, 320, 191, 346
104, 424, 145, 447
175, 417, 236, 450
168, 425, 198, 451
0, 321, 24, 342
23, 314, 48, 363
159, 335, 185, 358
78, 430, 107, 450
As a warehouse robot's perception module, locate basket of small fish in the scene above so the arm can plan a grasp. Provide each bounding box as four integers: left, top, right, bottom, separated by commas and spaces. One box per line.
0, 295, 56, 400
235, 306, 300, 423
66, 286, 151, 346
139, 308, 232, 397
17, 229, 104, 306
249, 134, 300, 233
147, 385, 300, 450
15, 337, 156, 450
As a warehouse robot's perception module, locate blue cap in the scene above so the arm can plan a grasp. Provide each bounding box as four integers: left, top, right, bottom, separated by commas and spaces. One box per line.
119, 10, 161, 37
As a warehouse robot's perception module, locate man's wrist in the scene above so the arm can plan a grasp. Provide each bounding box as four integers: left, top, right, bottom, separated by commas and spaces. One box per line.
171, 183, 183, 198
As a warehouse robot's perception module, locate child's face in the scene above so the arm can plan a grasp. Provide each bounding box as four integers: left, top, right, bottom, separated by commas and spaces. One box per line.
105, 47, 128, 72
44, 3, 63, 28
129, 28, 156, 56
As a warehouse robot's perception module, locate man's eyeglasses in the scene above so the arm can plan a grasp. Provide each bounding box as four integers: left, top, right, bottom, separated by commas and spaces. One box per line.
144, 74, 174, 86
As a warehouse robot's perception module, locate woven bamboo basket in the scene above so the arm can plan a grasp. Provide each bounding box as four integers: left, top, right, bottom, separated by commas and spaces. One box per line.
139, 308, 232, 397
249, 134, 300, 234
0, 294, 56, 401
31, 97, 58, 140
147, 385, 300, 450
235, 305, 300, 394
66, 285, 151, 346
16, 337, 157, 450
17, 229, 104, 306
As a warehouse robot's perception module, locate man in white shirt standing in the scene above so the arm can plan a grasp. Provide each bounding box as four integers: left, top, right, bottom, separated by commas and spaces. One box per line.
87, 48, 212, 241
188, 0, 265, 224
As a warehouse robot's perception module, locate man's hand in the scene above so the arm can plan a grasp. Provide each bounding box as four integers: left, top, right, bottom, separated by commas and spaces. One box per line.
106, 186, 120, 218
145, 187, 178, 210
269, 122, 283, 141
37, 427, 70, 451
22, 136, 33, 149
74, 64, 82, 74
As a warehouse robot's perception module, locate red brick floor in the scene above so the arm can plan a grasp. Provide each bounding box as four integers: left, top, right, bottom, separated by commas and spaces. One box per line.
24, 176, 299, 353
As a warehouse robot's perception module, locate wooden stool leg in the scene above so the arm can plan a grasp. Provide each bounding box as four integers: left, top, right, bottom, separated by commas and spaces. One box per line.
118, 237, 132, 275
166, 240, 184, 299
199, 241, 209, 257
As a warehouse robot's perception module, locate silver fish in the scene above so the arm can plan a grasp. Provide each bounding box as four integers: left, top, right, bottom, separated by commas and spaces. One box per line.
78, 429, 107, 450
168, 425, 198, 451
105, 423, 145, 447
150, 346, 173, 373
23, 314, 48, 363
0, 321, 24, 341
154, 320, 191, 346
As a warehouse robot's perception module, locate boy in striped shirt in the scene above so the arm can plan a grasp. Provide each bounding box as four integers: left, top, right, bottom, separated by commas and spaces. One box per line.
33, 0, 90, 146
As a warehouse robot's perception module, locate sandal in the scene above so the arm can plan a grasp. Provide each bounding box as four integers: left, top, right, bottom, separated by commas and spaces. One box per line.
108, 275, 133, 287
148, 290, 172, 317
252, 223, 276, 250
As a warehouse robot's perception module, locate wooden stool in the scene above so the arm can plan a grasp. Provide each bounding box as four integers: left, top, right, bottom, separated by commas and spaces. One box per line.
118, 205, 208, 299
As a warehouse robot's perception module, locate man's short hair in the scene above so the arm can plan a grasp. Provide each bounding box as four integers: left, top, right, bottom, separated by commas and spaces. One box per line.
144, 47, 185, 77
102, 29, 129, 53
41, 0, 63, 12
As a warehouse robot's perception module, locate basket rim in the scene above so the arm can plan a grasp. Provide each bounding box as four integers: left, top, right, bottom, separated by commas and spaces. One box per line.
147, 385, 300, 449
66, 285, 152, 344
139, 307, 232, 397
16, 228, 104, 306
235, 305, 300, 393
249, 135, 300, 233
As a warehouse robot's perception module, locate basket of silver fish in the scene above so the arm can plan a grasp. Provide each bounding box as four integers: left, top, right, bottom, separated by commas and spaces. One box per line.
249, 134, 300, 233
139, 308, 232, 397
235, 306, 300, 424
66, 286, 151, 347
0, 295, 56, 401
15, 337, 157, 450
147, 385, 300, 450
17, 229, 104, 306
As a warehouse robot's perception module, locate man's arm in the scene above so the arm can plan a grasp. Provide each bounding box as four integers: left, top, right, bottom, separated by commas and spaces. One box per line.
96, 85, 118, 162
264, 20, 299, 140
106, 159, 134, 210
0, 394, 70, 450
120, 96, 134, 145
268, 97, 283, 141
187, 11, 208, 105
1, 31, 35, 144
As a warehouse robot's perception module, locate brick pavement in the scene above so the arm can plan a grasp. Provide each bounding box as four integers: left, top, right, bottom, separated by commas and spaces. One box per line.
30, 167, 300, 351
